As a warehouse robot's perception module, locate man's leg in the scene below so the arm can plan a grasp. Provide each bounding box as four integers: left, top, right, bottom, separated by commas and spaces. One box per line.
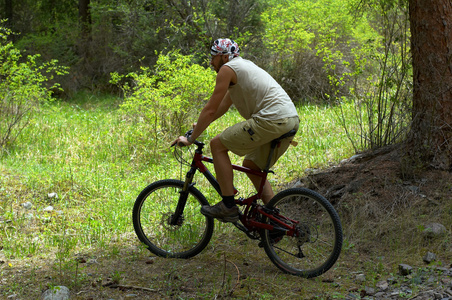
200, 135, 239, 222
210, 135, 235, 197
243, 159, 274, 204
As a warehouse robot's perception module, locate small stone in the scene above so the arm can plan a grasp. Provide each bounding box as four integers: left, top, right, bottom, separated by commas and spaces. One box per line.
399, 264, 413, 276
355, 273, 366, 283
42, 286, 70, 300
364, 286, 375, 295
423, 251, 436, 263
43, 206, 54, 212
423, 223, 447, 238
407, 186, 420, 193
376, 280, 389, 291
21, 202, 32, 209
48, 192, 59, 199
291, 180, 304, 188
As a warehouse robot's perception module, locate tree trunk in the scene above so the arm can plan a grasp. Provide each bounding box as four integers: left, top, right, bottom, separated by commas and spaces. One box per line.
78, 0, 91, 59
5, 0, 13, 40
407, 0, 452, 171
79, 0, 91, 35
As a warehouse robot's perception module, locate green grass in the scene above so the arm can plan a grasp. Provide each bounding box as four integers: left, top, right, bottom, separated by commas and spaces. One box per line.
2, 93, 451, 299
0, 94, 356, 260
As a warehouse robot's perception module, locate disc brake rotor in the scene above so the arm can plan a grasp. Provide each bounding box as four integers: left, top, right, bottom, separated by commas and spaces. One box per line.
161, 212, 184, 231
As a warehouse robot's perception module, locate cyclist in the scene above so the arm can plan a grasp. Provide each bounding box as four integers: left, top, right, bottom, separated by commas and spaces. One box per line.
173, 38, 299, 223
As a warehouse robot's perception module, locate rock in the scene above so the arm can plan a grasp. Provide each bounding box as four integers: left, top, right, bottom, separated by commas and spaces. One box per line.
21, 202, 32, 209
364, 286, 375, 295
41, 286, 70, 300
291, 180, 304, 188
423, 252, 437, 264
355, 273, 366, 283
376, 280, 389, 291
43, 206, 54, 212
48, 193, 59, 199
350, 154, 364, 162
406, 185, 420, 193
423, 223, 447, 238
399, 264, 413, 276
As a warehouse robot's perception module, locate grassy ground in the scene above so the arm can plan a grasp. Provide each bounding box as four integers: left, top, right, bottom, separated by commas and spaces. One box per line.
1, 94, 450, 299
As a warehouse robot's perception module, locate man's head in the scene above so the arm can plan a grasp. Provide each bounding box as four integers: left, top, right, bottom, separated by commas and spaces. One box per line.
210, 38, 239, 73
210, 38, 240, 60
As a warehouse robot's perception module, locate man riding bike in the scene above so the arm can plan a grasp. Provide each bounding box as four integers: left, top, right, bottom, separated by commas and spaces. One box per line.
173, 38, 299, 223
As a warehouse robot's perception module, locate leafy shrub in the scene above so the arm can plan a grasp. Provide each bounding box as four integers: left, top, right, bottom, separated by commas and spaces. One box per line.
111, 51, 215, 153
0, 24, 67, 149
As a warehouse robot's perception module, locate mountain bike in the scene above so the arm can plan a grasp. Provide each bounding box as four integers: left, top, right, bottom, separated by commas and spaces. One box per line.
132, 130, 343, 278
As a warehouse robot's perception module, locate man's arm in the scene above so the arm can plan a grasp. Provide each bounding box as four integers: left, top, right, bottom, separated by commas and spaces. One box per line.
212, 91, 232, 122
183, 66, 235, 143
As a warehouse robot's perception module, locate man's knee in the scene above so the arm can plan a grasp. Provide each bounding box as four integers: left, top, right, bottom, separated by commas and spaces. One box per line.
210, 136, 228, 153
243, 159, 260, 171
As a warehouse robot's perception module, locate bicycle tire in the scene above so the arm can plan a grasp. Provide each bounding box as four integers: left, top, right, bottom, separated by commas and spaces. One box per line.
132, 179, 214, 258
261, 188, 343, 278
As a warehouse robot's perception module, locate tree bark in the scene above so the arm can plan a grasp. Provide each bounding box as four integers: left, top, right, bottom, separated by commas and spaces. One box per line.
5, 0, 13, 38
407, 0, 452, 171
79, 0, 91, 39
78, 0, 91, 58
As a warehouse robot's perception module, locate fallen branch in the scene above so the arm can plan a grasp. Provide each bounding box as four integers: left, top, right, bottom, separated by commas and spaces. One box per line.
106, 283, 160, 293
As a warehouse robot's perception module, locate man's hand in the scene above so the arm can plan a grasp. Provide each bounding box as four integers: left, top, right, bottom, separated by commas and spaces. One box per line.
171, 136, 192, 147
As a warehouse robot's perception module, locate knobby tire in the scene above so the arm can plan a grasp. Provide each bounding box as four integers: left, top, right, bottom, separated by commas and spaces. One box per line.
132, 179, 214, 258
261, 188, 343, 278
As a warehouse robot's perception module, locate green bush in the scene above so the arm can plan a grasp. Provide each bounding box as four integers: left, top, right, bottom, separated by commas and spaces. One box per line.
111, 51, 215, 152
0, 24, 67, 149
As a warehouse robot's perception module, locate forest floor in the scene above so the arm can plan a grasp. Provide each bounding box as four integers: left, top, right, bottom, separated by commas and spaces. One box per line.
1, 145, 451, 299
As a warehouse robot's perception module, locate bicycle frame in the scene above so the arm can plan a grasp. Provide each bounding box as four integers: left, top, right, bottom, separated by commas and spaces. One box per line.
173, 141, 299, 237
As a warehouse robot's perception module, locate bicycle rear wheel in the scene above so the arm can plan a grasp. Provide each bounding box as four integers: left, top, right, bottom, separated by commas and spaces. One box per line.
261, 188, 342, 278
132, 179, 214, 258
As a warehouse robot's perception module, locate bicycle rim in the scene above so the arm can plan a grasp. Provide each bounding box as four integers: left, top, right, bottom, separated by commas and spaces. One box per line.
262, 188, 343, 278
132, 179, 214, 258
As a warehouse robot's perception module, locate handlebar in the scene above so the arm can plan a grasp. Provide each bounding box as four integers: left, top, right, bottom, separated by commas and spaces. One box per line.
171, 129, 201, 147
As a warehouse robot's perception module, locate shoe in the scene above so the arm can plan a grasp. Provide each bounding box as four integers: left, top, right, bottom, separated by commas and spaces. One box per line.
200, 201, 239, 223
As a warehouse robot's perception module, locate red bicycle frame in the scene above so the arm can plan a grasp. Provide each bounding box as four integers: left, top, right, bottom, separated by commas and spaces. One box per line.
182, 140, 299, 237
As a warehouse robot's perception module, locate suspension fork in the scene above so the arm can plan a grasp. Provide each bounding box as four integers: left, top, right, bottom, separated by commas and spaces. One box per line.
170, 165, 197, 225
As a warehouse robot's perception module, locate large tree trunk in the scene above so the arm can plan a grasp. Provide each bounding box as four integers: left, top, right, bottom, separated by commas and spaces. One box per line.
5, 0, 13, 41
78, 0, 91, 58
407, 0, 452, 171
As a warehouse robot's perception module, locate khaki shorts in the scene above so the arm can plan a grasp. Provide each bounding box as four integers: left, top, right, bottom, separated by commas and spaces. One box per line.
219, 116, 299, 170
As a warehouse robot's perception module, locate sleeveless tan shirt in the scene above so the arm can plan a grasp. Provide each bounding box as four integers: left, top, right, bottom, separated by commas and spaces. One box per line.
224, 57, 298, 120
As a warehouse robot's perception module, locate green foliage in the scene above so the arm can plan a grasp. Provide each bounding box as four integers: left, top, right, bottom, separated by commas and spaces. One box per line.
111, 51, 215, 152
260, 0, 380, 102
335, 1, 412, 151
0, 23, 68, 149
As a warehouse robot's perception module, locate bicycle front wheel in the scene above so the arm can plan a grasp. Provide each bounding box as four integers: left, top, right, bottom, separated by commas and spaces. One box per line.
132, 179, 214, 258
261, 188, 343, 278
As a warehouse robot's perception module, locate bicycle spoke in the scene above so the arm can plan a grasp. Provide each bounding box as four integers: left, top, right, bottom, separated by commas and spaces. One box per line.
132, 180, 214, 258
261, 188, 342, 278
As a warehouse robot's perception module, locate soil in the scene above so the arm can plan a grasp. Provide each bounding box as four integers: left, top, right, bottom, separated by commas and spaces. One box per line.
1, 145, 451, 299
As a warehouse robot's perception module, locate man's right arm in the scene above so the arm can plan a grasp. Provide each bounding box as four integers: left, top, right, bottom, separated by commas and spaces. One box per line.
187, 66, 234, 141
212, 91, 232, 122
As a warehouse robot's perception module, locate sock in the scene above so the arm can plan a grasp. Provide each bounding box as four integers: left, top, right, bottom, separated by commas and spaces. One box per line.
222, 195, 236, 208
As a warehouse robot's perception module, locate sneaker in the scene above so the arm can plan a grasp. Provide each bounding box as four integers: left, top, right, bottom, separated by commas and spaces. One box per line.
200, 201, 239, 223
